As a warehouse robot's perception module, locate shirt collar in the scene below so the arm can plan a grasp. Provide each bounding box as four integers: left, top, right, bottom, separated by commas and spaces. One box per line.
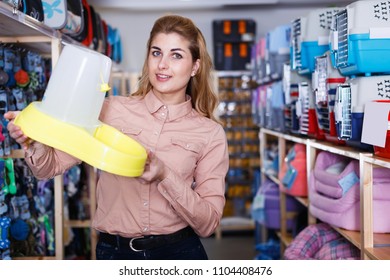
145, 90, 193, 121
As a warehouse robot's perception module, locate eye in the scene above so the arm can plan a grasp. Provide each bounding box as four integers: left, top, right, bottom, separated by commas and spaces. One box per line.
151, 50, 161, 57
172, 53, 183, 59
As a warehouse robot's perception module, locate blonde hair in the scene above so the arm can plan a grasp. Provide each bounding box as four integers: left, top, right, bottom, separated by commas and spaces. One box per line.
132, 14, 219, 121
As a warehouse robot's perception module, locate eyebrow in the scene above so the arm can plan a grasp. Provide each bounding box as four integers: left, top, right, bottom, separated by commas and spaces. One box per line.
151, 46, 186, 53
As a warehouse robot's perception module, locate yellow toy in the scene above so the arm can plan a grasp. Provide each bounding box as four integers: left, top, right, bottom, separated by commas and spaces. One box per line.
14, 44, 147, 177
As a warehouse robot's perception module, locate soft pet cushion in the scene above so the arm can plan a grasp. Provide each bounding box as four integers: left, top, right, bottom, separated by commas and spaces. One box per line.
284, 223, 360, 260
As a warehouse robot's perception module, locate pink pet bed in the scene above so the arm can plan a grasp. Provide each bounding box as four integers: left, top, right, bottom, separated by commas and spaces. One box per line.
309, 151, 390, 233
278, 143, 308, 197
284, 223, 360, 260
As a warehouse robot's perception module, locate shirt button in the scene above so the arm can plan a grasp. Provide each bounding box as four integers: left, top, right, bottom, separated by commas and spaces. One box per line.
143, 201, 148, 206
143, 227, 148, 232
161, 113, 165, 116
154, 131, 158, 135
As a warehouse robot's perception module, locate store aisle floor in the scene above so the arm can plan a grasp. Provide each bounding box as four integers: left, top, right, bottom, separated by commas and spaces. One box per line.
201, 232, 258, 260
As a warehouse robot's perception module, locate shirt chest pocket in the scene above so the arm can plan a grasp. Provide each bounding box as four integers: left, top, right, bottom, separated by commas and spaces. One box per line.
121, 127, 143, 141
171, 138, 203, 176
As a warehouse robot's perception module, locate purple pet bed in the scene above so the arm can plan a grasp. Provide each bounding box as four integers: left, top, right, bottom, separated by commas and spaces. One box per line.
309, 151, 390, 232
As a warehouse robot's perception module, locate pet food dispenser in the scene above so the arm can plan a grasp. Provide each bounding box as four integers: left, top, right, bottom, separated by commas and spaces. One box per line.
14, 44, 147, 177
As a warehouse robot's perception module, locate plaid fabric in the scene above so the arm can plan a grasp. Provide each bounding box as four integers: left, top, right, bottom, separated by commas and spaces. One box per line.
283, 223, 360, 260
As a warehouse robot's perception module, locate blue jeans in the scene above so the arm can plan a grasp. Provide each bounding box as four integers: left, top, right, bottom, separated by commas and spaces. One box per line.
96, 234, 208, 260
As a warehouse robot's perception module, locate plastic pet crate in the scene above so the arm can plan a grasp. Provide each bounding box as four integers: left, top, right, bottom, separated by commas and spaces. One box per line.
330, 0, 390, 77
270, 80, 286, 132
372, 100, 390, 158
334, 75, 390, 150
256, 37, 268, 83
296, 81, 325, 139
291, 7, 342, 75
283, 63, 311, 134
267, 24, 291, 80
313, 51, 346, 144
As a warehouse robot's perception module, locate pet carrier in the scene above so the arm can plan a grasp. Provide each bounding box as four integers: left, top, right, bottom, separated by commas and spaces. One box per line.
270, 80, 286, 132
313, 51, 346, 144
256, 37, 268, 84
291, 7, 342, 75
283, 63, 310, 134
267, 24, 291, 80
333, 75, 390, 151
369, 100, 390, 158
296, 81, 325, 139
258, 84, 269, 127
330, 0, 390, 76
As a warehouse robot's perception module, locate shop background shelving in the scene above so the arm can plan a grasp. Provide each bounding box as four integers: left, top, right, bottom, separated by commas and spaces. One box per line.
0, 2, 99, 260
215, 71, 260, 238
259, 127, 390, 260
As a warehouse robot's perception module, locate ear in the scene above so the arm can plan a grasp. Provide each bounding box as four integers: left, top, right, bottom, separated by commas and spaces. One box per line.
191, 59, 200, 76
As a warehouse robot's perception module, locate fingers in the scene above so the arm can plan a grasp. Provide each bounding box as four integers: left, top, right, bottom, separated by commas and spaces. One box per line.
4, 111, 31, 149
4, 111, 19, 121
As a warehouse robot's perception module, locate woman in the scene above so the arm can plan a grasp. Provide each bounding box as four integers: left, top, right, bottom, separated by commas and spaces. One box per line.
5, 15, 229, 260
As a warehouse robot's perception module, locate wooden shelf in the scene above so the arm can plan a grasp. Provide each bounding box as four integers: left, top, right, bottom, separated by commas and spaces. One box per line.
308, 139, 364, 160
294, 196, 309, 208
333, 228, 361, 249
65, 220, 92, 228
1, 149, 24, 159
12, 256, 57, 260
0, 4, 97, 260
259, 127, 390, 260
276, 231, 293, 247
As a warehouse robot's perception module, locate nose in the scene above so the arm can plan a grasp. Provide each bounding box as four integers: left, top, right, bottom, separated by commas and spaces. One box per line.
158, 55, 168, 70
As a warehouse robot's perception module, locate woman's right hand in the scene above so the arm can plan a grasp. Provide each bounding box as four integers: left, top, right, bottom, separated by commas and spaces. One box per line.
4, 111, 32, 150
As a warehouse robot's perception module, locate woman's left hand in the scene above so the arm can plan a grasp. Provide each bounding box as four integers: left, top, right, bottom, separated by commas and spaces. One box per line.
137, 151, 170, 183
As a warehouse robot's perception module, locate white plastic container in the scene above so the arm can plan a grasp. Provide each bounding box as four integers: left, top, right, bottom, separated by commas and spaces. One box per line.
39, 44, 112, 132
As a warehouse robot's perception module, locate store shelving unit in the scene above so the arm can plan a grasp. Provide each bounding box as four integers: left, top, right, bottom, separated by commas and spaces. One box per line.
216, 71, 259, 237
259, 127, 390, 260
0, 2, 97, 260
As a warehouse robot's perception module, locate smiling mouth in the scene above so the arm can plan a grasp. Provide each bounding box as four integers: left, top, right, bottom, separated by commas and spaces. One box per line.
156, 74, 171, 79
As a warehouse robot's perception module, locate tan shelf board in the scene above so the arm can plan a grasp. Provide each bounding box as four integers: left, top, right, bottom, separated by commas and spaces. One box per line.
276, 231, 293, 247
361, 154, 390, 169
285, 211, 299, 219
333, 227, 390, 253
332, 227, 361, 249
294, 196, 309, 207
219, 224, 255, 231
282, 133, 308, 144
365, 246, 390, 260
215, 70, 252, 77
260, 128, 308, 145
260, 128, 284, 138
308, 140, 364, 160
12, 256, 57, 260
219, 216, 255, 232
65, 219, 91, 228
268, 174, 280, 184
1, 149, 24, 159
